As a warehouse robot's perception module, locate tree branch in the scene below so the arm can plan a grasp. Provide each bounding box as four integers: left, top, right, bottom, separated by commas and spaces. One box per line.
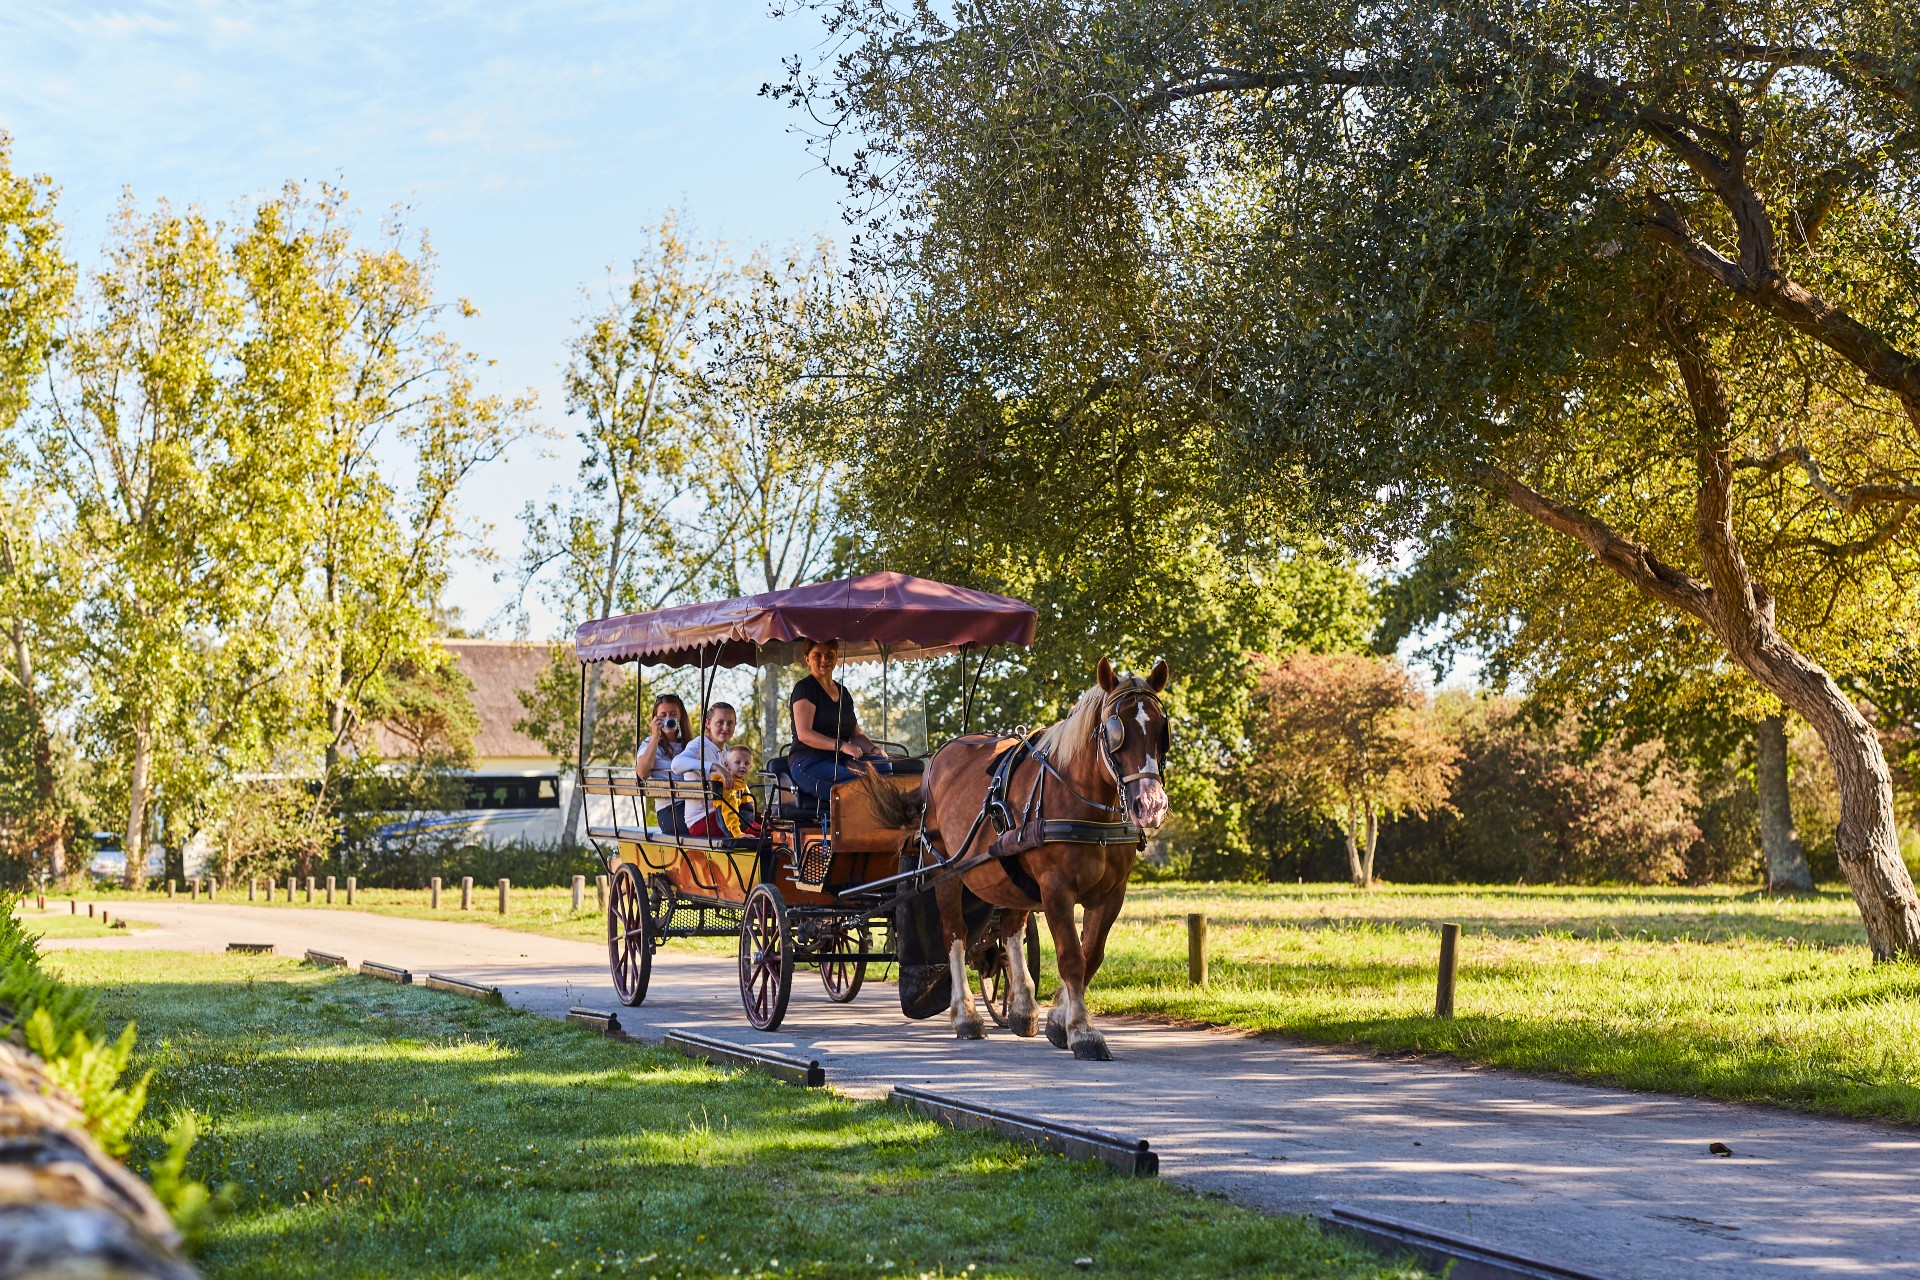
1735, 444, 1920, 513
1474, 464, 1715, 621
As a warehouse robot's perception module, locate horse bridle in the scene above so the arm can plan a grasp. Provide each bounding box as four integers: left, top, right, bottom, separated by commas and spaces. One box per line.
1098, 685, 1169, 788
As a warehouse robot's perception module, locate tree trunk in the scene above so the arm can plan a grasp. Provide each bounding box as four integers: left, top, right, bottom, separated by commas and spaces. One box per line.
1361, 799, 1379, 886
1482, 322, 1920, 960
7, 609, 67, 886
1756, 715, 1815, 892
761, 662, 783, 755
122, 713, 152, 890
560, 660, 602, 845
1343, 799, 1367, 886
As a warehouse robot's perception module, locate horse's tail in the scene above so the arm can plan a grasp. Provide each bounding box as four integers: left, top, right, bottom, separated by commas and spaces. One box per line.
860, 769, 926, 831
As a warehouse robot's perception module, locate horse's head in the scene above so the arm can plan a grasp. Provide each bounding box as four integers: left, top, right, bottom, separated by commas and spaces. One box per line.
1095, 656, 1171, 832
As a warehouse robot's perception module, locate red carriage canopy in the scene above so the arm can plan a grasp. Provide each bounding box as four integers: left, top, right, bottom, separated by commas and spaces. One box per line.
573, 572, 1038, 668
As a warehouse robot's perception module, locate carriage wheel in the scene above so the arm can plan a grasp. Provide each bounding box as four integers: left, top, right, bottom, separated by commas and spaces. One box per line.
738, 883, 795, 1031
607, 863, 653, 1007
819, 919, 869, 1004
978, 914, 1044, 1028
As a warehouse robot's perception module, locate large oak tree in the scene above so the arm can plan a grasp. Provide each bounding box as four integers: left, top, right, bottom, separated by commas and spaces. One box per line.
781, 0, 1920, 956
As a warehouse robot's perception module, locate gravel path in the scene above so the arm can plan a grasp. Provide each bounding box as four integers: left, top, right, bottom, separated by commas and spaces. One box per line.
36, 900, 1920, 1279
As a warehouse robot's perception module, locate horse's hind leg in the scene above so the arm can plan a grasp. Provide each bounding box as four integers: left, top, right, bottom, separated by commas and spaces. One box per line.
1003, 914, 1040, 1038
1039, 897, 1107, 1059
934, 879, 986, 1040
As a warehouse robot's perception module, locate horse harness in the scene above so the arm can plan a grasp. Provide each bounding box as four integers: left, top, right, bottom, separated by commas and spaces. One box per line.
911, 685, 1164, 898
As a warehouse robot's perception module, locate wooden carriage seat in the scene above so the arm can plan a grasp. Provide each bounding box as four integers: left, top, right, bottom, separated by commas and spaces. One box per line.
830, 771, 921, 854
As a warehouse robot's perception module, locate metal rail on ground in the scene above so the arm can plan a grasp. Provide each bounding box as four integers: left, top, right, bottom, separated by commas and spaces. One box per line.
359, 960, 411, 984
888, 1084, 1157, 1176
662, 1030, 826, 1087
1320, 1205, 1623, 1280
419, 973, 504, 1004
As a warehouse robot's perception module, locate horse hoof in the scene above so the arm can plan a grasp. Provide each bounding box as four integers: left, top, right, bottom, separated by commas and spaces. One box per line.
1011, 1015, 1040, 1038
1045, 1020, 1070, 1049
955, 1018, 987, 1041
1071, 1037, 1112, 1061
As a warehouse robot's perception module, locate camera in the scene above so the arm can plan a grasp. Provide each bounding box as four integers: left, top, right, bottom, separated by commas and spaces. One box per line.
663, 715, 679, 734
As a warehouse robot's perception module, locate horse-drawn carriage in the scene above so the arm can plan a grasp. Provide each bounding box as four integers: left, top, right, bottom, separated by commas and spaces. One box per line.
576, 572, 1171, 1055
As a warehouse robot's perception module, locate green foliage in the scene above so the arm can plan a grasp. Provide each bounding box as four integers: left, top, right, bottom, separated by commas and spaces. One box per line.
148, 1108, 233, 1243
26, 1011, 149, 1157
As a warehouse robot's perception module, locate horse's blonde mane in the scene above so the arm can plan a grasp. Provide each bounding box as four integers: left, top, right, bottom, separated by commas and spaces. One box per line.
1036, 684, 1107, 772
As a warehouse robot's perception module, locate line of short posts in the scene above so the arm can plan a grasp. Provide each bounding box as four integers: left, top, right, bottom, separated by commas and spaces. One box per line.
1435, 922, 1461, 1019
1187, 913, 1207, 986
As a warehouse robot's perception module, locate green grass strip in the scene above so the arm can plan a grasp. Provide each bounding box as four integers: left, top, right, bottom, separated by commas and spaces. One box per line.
47, 949, 1426, 1280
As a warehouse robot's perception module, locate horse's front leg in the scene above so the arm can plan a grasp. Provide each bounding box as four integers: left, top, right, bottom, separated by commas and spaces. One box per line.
1003, 914, 1040, 1038
1040, 895, 1108, 1060
934, 880, 986, 1040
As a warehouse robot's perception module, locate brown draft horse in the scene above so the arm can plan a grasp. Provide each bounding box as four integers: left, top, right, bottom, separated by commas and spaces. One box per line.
866, 658, 1170, 1059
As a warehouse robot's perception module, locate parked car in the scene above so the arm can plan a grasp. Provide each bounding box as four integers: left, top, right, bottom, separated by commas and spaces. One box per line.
86, 834, 166, 882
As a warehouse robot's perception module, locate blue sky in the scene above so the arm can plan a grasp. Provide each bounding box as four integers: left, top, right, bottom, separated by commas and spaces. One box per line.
1, 1, 847, 636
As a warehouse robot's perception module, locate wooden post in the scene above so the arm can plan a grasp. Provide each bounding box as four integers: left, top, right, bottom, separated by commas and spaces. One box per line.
190, 878, 200, 900
430, 877, 442, 909
87, 903, 94, 917
346, 876, 356, 905
460, 876, 472, 911
325, 875, 336, 904
1187, 913, 1208, 986
35, 893, 44, 911
248, 878, 257, 902
1435, 922, 1461, 1019
286, 876, 297, 902
498, 878, 510, 915
571, 875, 585, 912
304, 876, 315, 903
166, 879, 175, 900
70, 899, 76, 915
596, 874, 608, 910
208, 877, 218, 900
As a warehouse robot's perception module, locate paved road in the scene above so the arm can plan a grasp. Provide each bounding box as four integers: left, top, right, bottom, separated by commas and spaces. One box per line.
36, 900, 1920, 1278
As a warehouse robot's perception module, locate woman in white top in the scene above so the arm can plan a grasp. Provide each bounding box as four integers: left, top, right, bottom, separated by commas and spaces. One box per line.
636, 694, 691, 781
668, 702, 739, 836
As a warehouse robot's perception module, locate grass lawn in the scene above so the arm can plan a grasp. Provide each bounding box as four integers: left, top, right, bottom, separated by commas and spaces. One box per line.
47, 949, 1424, 1280
1092, 883, 1920, 1124
64, 879, 1920, 1125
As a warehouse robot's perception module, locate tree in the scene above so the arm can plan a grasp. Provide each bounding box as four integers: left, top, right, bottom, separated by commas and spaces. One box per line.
231, 187, 527, 857
0, 136, 75, 882
780, 1, 1920, 957
706, 240, 857, 750
36, 199, 313, 887
1247, 653, 1458, 886
516, 212, 735, 837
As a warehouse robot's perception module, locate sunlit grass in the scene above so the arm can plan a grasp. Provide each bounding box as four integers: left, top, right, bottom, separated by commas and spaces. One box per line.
48, 949, 1425, 1280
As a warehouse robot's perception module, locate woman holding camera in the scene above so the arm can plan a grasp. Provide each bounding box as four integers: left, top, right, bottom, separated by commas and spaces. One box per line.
636, 694, 691, 781
789, 639, 891, 803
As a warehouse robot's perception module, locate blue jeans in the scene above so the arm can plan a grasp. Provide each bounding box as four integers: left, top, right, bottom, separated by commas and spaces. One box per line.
789, 753, 892, 803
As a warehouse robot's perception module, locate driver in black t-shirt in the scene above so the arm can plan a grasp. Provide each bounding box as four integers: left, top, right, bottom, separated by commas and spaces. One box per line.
788, 639, 893, 802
